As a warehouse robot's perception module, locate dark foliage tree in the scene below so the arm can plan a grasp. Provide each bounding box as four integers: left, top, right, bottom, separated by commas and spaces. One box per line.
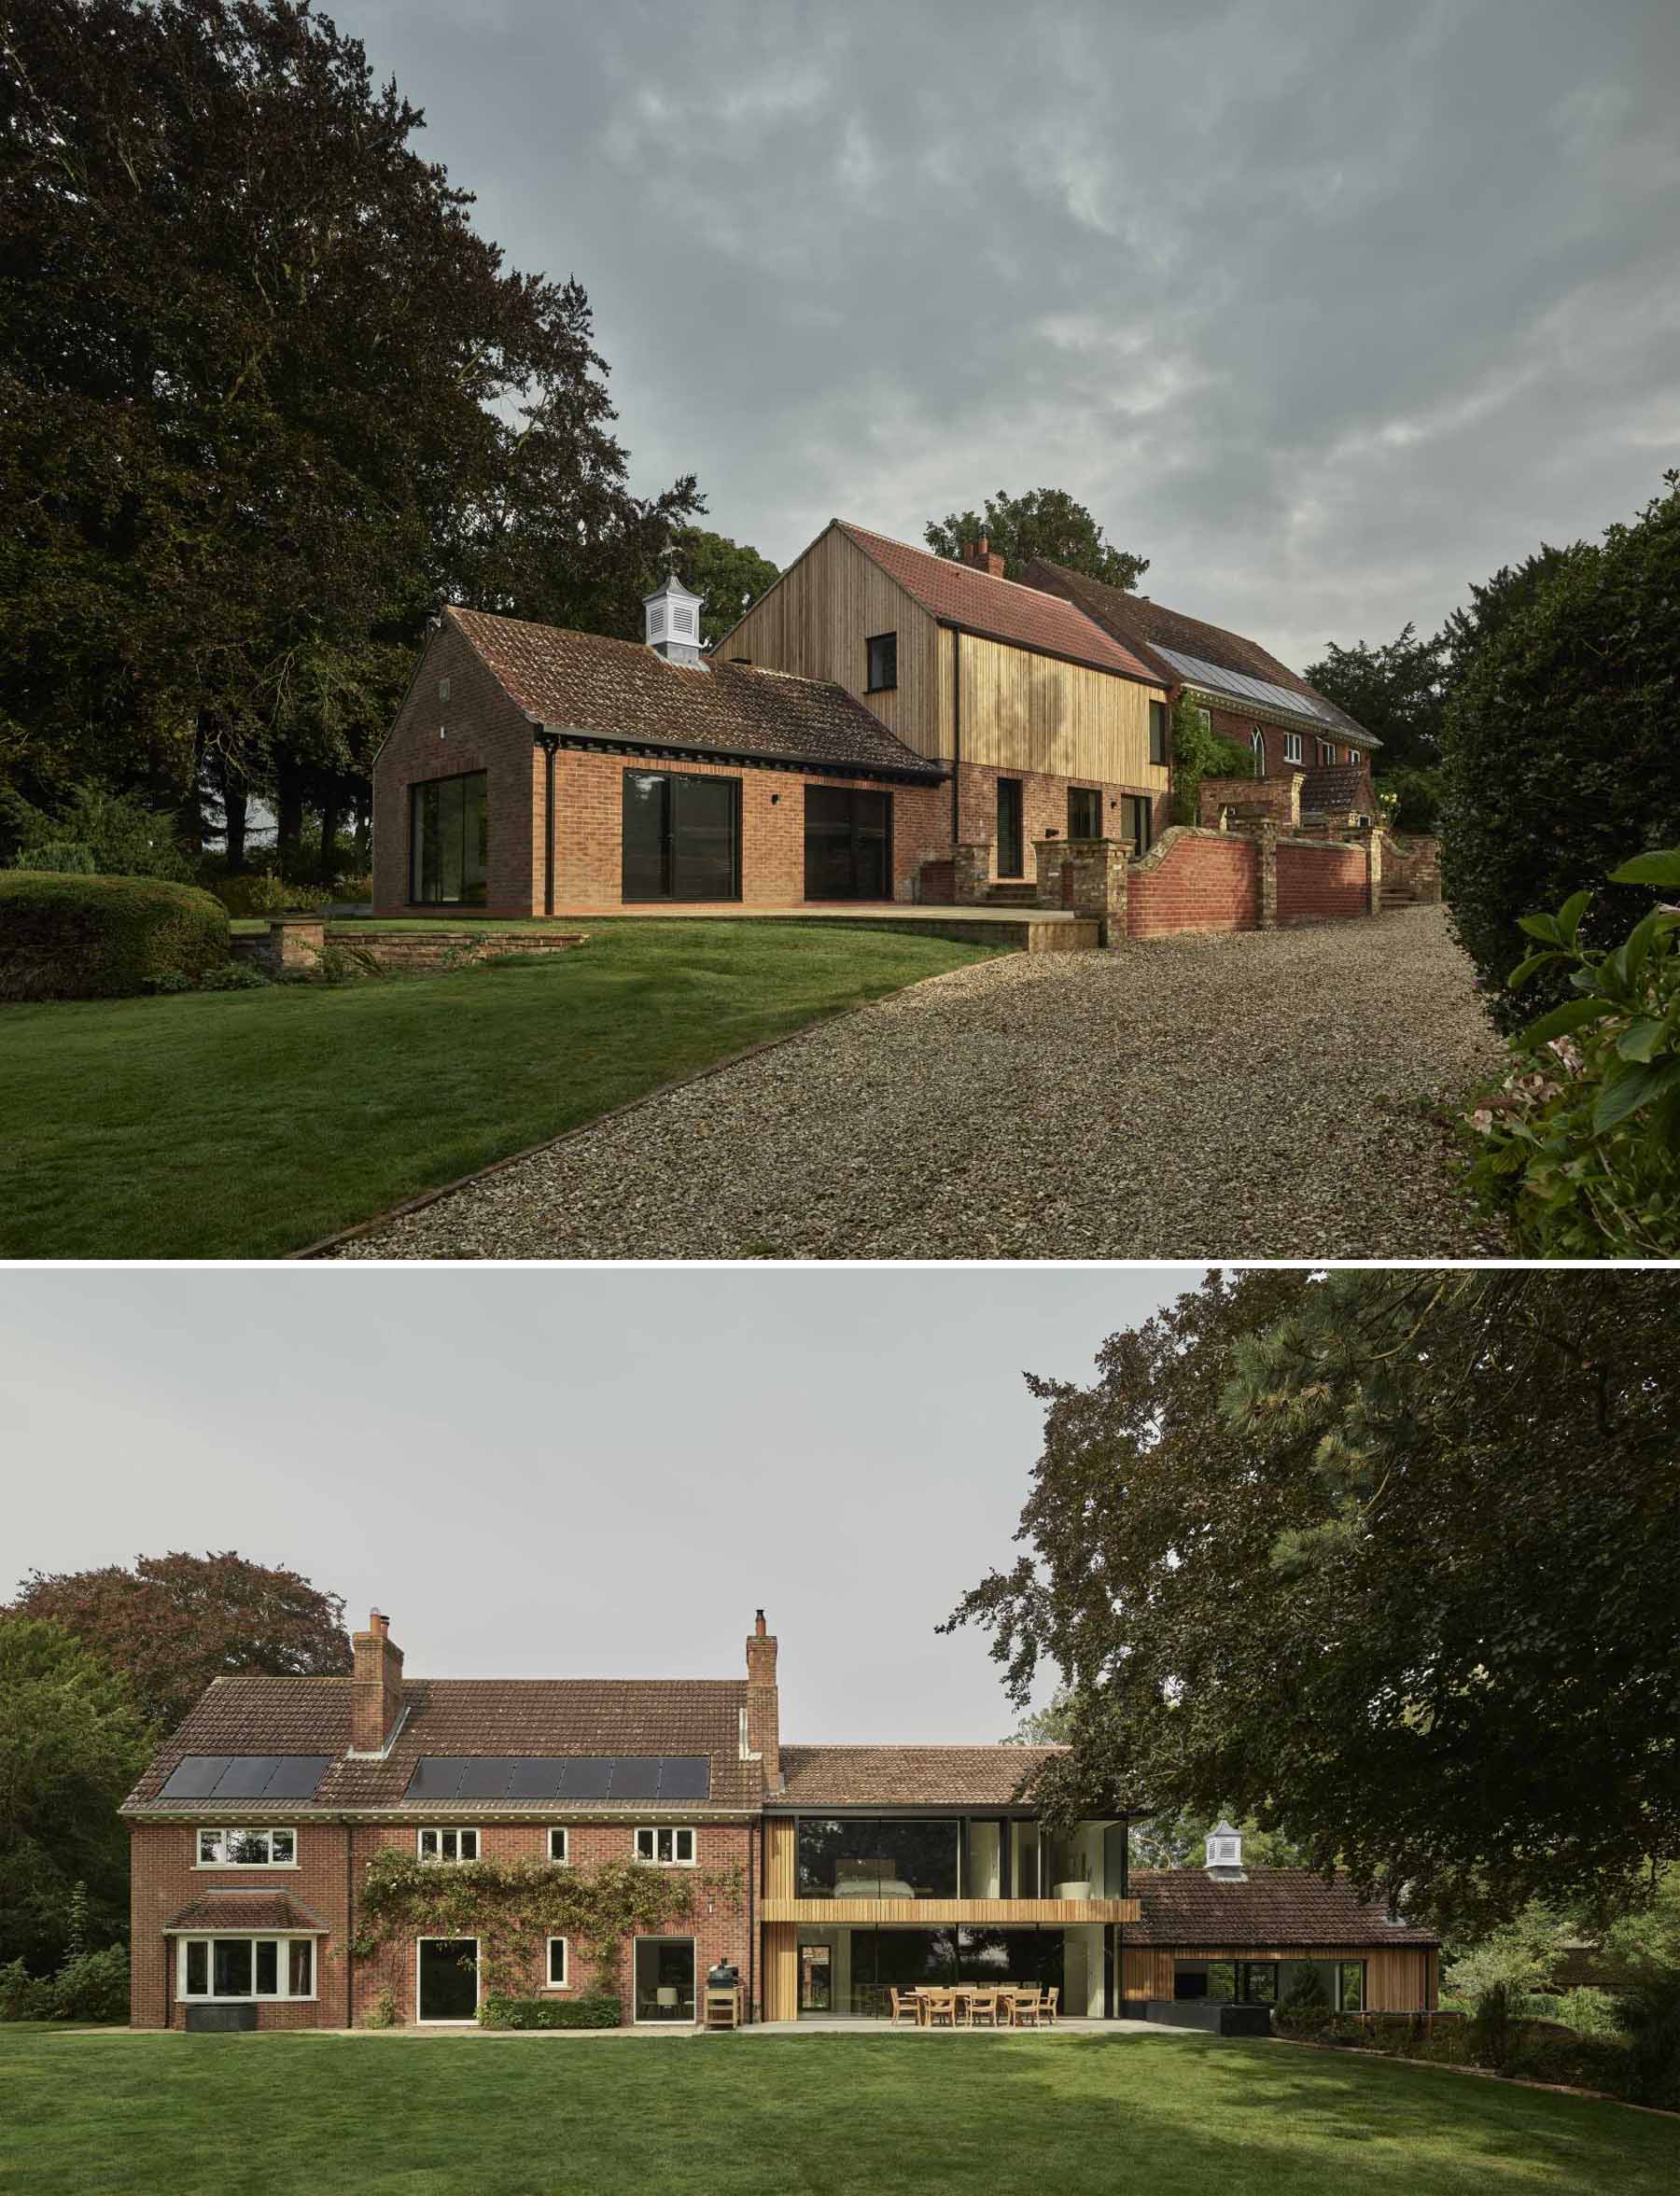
1438, 474, 1680, 1023
945, 1268, 1680, 1937
1437, 542, 1575, 685
0, 1617, 150, 1970
0, 0, 699, 853
9, 1550, 352, 1734
1302, 623, 1446, 776
925, 488, 1147, 592
666, 525, 780, 649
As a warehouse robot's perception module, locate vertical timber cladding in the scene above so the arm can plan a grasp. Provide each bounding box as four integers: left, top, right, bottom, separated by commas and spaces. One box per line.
718, 526, 945, 759
763, 1925, 799, 2021
764, 1819, 796, 1900
1121, 1945, 1435, 2010
956, 632, 1169, 792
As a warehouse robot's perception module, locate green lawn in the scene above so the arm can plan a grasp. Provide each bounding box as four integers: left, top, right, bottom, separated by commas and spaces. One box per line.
2, 2028, 1672, 2196
0, 923, 998, 1259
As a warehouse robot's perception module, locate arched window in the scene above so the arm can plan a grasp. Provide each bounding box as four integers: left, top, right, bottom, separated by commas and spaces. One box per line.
1251, 726, 1266, 778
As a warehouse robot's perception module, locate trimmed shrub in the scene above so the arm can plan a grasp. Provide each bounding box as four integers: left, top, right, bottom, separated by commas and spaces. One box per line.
0, 873, 231, 1000
214, 873, 330, 916
479, 1993, 621, 2031
1440, 472, 1680, 1028
10, 841, 96, 874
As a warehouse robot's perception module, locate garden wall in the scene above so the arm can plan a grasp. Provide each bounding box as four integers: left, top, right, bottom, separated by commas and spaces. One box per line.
1276, 840, 1365, 923
1126, 828, 1259, 938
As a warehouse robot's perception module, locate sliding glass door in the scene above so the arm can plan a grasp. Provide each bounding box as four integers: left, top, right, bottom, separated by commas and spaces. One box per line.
623, 771, 740, 901
804, 788, 891, 901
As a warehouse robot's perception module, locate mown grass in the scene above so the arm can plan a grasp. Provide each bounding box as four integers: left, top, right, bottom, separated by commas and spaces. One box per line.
1, 2027, 1672, 2196
0, 922, 998, 1259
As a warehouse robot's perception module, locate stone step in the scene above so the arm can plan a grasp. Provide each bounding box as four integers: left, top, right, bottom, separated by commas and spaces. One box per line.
985, 885, 1040, 906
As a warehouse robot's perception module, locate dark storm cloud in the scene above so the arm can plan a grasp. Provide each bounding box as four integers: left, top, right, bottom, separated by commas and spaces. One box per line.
337, 0, 1678, 665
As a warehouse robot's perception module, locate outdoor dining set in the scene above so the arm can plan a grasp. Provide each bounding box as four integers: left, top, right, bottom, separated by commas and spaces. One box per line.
889, 1985, 1061, 2028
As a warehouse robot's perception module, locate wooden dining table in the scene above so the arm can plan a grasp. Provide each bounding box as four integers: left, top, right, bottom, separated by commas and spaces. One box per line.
908, 1985, 1038, 2027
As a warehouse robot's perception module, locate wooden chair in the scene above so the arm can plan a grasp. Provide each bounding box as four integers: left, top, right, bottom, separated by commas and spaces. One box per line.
1012, 1987, 1043, 2028
968, 1990, 1001, 2028
922, 1989, 957, 2029
1042, 1986, 1060, 2027
888, 1988, 918, 2028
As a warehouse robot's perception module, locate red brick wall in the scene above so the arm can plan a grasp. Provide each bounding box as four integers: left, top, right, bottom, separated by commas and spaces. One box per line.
131, 1818, 755, 2030
954, 762, 1166, 880
373, 620, 541, 917
1276, 840, 1366, 922
1203, 705, 1367, 792
1126, 829, 1258, 938
553, 751, 949, 908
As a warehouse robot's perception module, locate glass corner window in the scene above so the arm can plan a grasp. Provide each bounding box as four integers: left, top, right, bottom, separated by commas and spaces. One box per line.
410, 771, 488, 905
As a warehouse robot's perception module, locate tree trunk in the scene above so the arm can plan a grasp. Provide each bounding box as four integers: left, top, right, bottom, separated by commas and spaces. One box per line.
318, 784, 342, 887
274, 758, 304, 878
218, 756, 248, 874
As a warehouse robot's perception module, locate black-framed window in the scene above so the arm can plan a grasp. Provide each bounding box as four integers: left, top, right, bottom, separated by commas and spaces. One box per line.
622, 770, 741, 902
804, 787, 891, 901
865, 633, 898, 692
1068, 787, 1102, 840
795, 1817, 959, 1899
1124, 795, 1152, 859
410, 772, 488, 906
1149, 700, 1169, 766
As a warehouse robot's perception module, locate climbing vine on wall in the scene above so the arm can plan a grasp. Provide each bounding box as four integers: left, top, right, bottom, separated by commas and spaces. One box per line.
350, 1850, 747, 1996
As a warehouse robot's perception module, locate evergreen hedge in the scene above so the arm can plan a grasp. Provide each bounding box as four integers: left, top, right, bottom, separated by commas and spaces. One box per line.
478, 1993, 621, 2030
0, 873, 231, 1000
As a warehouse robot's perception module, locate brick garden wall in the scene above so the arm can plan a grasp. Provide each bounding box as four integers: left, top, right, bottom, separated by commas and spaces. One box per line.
955, 762, 1167, 880
1276, 840, 1366, 923
131, 1818, 755, 2030
1126, 829, 1259, 938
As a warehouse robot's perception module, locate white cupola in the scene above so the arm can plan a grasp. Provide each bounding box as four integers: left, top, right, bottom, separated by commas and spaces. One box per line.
1204, 1822, 1247, 1881
643, 569, 707, 667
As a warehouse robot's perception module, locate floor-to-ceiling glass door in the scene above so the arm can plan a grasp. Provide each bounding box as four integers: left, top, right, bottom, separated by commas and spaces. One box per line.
416, 1937, 479, 2023
804, 788, 892, 900
634, 1937, 695, 2022
623, 770, 741, 901
997, 778, 1024, 876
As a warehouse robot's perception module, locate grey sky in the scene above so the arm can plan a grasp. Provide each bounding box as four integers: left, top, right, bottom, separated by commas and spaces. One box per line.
327, 0, 1678, 671
4, 1266, 1202, 1743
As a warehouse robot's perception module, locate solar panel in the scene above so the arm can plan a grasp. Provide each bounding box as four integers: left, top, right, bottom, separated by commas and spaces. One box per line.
558, 1757, 614, 1800
405, 1757, 469, 1800
657, 1755, 710, 1801
455, 1759, 515, 1800
211, 1755, 282, 1798
261, 1756, 331, 1798
159, 1755, 233, 1799
1154, 645, 1341, 731
507, 1758, 567, 1800
606, 1756, 661, 1800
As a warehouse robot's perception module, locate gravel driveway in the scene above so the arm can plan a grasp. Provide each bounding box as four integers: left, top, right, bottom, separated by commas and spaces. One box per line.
330, 906, 1507, 1260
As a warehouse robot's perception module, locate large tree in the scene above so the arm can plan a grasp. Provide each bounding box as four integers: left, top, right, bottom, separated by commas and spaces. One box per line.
946, 1268, 1680, 1937
0, 1617, 150, 1970
925, 488, 1148, 592
1302, 622, 1446, 776
667, 525, 779, 649
9, 1550, 353, 1734
0, 0, 699, 857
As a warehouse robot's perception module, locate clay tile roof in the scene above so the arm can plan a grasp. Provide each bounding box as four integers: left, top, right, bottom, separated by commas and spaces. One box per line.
834, 525, 1160, 686
165, 1892, 330, 1932
1020, 558, 1373, 744
1129, 1869, 1437, 1947
777, 1744, 1063, 1809
445, 606, 943, 780
127, 1675, 760, 1814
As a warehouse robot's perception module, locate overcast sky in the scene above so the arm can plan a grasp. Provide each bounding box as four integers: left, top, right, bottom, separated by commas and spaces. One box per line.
5, 1266, 1201, 1742
324, 0, 1677, 670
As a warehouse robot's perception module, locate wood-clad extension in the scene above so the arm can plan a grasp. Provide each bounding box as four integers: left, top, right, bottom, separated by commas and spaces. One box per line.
761, 1898, 1141, 1924
1120, 1944, 1438, 2012
763, 1923, 798, 2021
764, 1817, 796, 1902
955, 632, 1166, 791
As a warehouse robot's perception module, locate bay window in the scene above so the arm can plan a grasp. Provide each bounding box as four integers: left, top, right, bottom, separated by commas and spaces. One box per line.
177, 1936, 316, 2002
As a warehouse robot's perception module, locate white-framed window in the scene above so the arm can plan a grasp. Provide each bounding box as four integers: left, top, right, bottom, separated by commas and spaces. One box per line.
417, 1827, 480, 1863
635, 1826, 695, 1866
1250, 727, 1266, 777
1317, 738, 1336, 765
548, 1827, 570, 1864
546, 1937, 569, 1988
196, 1827, 297, 1868
177, 1935, 315, 2001
1283, 730, 1303, 764
1345, 746, 1358, 765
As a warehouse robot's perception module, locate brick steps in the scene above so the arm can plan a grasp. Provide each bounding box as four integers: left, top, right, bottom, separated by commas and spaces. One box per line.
984, 883, 1040, 907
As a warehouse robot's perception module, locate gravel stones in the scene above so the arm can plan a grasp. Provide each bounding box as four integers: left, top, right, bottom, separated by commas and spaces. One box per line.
330, 907, 1506, 1262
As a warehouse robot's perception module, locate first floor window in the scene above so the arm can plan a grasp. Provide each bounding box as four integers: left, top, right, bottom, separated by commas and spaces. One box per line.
1251, 727, 1266, 777
623, 769, 741, 902
410, 771, 488, 906
548, 1938, 569, 1987
1283, 730, 1303, 764
1149, 699, 1169, 766
635, 1826, 695, 1866
1317, 738, 1336, 765
418, 1827, 480, 1863
179, 1936, 316, 2001
197, 1827, 295, 1867
548, 1827, 569, 1864
865, 632, 898, 692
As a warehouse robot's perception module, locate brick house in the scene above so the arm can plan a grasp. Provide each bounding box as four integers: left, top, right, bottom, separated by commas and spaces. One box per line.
124, 1610, 1437, 2030
371, 523, 1174, 917
1020, 558, 1381, 818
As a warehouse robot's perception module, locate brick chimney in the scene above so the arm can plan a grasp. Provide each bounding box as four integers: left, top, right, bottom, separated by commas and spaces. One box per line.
350, 1609, 405, 1755
745, 1609, 780, 1793
960, 534, 1006, 579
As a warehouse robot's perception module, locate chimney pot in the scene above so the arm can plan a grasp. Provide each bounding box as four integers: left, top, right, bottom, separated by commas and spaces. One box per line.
754, 1610, 766, 1637
370, 1611, 388, 1639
